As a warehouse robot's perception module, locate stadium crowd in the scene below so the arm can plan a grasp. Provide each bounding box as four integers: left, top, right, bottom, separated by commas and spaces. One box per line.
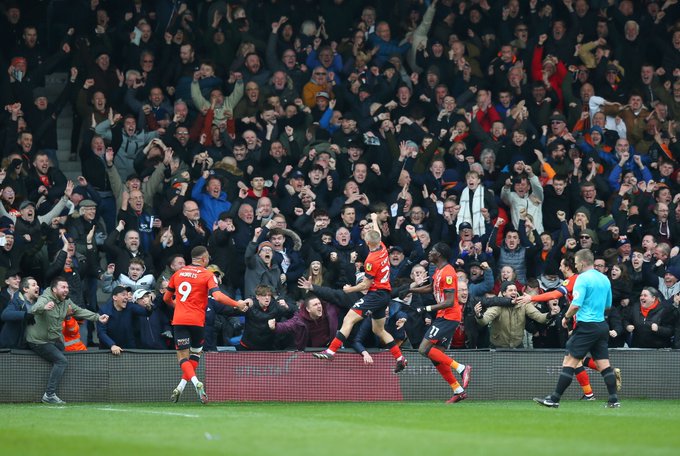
1, 0, 680, 359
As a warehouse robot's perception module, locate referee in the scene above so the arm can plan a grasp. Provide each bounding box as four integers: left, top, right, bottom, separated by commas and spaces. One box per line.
534, 249, 621, 408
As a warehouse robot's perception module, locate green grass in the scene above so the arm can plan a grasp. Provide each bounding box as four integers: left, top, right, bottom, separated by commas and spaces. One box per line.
2, 400, 679, 456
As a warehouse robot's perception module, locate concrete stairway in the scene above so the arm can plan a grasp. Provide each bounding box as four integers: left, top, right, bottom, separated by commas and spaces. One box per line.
44, 72, 80, 181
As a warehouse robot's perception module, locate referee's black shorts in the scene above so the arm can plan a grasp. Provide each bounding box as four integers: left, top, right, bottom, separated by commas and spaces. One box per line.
565, 321, 609, 360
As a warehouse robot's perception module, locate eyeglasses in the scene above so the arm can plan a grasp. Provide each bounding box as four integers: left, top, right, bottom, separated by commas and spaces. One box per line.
314, 72, 327, 75
580, 235, 591, 239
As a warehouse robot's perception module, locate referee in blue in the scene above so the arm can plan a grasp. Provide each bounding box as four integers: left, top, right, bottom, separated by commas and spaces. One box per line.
534, 249, 621, 408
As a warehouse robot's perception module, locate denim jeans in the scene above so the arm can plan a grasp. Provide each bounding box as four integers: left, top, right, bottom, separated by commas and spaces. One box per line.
29, 341, 68, 395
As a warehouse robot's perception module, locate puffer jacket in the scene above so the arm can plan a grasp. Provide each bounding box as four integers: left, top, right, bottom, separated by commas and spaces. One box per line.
623, 301, 676, 348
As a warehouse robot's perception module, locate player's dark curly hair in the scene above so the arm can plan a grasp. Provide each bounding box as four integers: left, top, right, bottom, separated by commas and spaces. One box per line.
431, 242, 452, 261
562, 253, 576, 273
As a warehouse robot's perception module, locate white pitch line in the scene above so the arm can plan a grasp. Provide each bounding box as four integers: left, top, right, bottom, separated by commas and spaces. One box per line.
95, 407, 200, 418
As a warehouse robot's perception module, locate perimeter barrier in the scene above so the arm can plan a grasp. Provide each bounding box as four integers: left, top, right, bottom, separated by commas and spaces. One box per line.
1, 348, 678, 403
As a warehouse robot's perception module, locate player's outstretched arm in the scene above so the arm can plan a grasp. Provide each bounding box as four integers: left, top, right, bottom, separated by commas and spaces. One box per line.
211, 289, 240, 307
163, 290, 175, 307
516, 288, 564, 304
212, 290, 251, 311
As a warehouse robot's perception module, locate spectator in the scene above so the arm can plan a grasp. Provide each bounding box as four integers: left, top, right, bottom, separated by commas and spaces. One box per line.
239, 284, 290, 350
97, 285, 152, 354
104, 220, 155, 278
624, 287, 676, 348
101, 258, 155, 294
269, 293, 339, 350
244, 234, 284, 299
0, 275, 40, 349
474, 281, 560, 349
26, 277, 108, 404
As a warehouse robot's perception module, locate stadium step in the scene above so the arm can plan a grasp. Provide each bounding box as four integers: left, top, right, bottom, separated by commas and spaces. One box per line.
45, 72, 79, 181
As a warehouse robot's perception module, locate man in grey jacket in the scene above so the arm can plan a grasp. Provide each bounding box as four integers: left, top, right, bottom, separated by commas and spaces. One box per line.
27, 277, 109, 404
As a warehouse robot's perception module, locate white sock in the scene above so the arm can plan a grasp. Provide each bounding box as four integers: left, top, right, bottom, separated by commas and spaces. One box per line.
326, 349, 336, 355
456, 364, 466, 374
177, 379, 187, 392
191, 376, 200, 386
453, 386, 464, 394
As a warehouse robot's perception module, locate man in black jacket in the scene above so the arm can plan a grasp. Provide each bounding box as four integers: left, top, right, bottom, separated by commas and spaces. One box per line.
238, 285, 290, 350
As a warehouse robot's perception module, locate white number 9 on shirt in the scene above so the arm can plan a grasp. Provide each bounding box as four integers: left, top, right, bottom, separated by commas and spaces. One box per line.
178, 282, 192, 302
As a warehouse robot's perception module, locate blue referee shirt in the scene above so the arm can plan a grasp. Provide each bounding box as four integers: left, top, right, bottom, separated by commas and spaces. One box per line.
571, 268, 612, 323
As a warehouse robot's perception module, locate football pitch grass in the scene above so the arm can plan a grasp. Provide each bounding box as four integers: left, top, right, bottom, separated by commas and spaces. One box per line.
2, 400, 678, 456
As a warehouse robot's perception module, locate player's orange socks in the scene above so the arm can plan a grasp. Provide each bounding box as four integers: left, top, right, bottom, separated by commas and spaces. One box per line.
327, 331, 346, 353
385, 340, 403, 360
574, 366, 593, 396
435, 363, 458, 386
427, 346, 453, 365
180, 359, 196, 380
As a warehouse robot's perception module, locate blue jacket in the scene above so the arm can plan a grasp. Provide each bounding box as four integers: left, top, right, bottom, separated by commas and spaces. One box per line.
192, 175, 232, 229
96, 299, 150, 349
0, 293, 34, 348
469, 268, 495, 301
136, 296, 172, 350
608, 160, 653, 191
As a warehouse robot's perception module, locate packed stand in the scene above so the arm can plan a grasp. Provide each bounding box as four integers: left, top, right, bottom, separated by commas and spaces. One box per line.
1, 0, 680, 357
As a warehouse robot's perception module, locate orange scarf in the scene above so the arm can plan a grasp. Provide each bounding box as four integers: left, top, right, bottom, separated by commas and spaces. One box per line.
640, 300, 659, 318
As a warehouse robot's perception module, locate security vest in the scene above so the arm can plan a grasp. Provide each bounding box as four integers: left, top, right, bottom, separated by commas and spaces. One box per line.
62, 317, 87, 351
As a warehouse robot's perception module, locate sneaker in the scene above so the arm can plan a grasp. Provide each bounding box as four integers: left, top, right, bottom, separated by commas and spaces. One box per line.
170, 388, 182, 403
194, 382, 208, 404
446, 392, 467, 404
533, 396, 559, 408
41, 393, 66, 405
461, 365, 472, 389
605, 401, 621, 408
394, 357, 408, 373
580, 394, 596, 401
614, 368, 622, 392
313, 350, 335, 361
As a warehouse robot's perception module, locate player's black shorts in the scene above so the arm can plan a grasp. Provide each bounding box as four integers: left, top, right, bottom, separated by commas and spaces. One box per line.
425, 318, 459, 347
173, 325, 205, 350
565, 321, 609, 360
352, 290, 390, 320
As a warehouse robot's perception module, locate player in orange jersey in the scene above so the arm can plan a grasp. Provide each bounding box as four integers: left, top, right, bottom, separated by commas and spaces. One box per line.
410, 242, 471, 403
164, 246, 251, 403
314, 213, 407, 373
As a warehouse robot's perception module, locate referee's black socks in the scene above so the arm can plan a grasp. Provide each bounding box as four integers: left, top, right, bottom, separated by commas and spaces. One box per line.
551, 366, 575, 402
600, 367, 619, 403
